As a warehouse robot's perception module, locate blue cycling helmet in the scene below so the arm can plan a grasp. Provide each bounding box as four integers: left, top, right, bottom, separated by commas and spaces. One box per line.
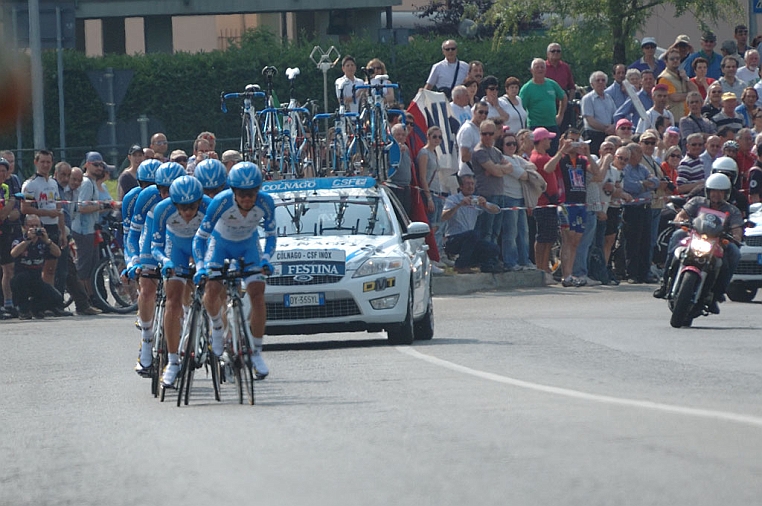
227, 161, 262, 190
137, 159, 161, 184
155, 162, 185, 187
194, 158, 227, 189
169, 176, 204, 205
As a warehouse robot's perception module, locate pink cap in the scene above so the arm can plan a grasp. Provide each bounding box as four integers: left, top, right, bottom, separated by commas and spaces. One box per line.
533, 127, 557, 141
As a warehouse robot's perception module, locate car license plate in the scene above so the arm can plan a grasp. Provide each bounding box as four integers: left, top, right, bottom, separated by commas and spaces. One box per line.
284, 293, 324, 307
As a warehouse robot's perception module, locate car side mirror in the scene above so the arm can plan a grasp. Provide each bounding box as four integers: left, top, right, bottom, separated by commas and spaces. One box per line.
402, 221, 430, 241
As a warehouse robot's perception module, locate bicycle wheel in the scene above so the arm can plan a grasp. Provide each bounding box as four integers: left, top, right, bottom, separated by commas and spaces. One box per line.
92, 256, 138, 314
152, 296, 166, 399
241, 112, 255, 162
176, 321, 195, 407
235, 302, 255, 406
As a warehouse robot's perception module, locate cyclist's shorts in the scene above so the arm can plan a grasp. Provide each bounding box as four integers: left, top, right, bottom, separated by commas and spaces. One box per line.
165, 235, 193, 276
138, 250, 159, 271
205, 234, 265, 283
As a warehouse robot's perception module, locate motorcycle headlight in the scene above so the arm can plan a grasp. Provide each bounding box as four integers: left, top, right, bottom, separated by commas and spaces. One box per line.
352, 257, 404, 278
690, 238, 713, 256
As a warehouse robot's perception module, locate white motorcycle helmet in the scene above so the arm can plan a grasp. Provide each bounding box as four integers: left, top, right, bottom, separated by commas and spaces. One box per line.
704, 172, 732, 200
710, 156, 739, 186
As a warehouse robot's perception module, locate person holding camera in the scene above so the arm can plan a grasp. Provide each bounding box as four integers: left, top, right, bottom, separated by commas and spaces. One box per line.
441, 174, 503, 274
10, 214, 71, 319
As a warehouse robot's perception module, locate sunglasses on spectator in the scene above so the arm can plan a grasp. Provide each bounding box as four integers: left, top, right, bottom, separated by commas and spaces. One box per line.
475, 110, 488, 115
615, 155, 628, 160
503, 141, 517, 146
480, 131, 495, 136
173, 157, 188, 163
430, 135, 442, 139
641, 140, 656, 145
643, 44, 656, 49
444, 47, 457, 51
371, 66, 383, 71
668, 153, 681, 158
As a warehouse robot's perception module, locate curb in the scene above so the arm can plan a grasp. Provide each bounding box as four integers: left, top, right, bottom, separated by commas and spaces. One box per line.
432, 270, 547, 296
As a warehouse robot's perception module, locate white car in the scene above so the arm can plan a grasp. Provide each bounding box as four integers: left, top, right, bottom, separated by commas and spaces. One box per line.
728, 202, 762, 302
259, 176, 434, 344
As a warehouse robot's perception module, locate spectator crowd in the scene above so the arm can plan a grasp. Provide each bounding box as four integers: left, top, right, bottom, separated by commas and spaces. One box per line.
4, 24, 762, 323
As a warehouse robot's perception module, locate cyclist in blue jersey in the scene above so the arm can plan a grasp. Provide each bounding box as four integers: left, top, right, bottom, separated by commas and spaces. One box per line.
128, 162, 185, 376
192, 162, 276, 378
194, 158, 228, 198
122, 159, 160, 251
151, 176, 210, 387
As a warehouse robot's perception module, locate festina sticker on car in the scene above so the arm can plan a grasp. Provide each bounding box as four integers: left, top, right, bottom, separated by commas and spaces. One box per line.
280, 262, 345, 276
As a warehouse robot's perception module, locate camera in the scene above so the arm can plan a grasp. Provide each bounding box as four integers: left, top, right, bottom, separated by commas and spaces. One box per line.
662, 176, 676, 192
35, 228, 44, 237
571, 142, 582, 148
471, 196, 479, 206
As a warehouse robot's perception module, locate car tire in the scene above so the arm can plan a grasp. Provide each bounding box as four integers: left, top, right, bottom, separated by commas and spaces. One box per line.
387, 287, 414, 345
413, 286, 434, 341
726, 282, 758, 303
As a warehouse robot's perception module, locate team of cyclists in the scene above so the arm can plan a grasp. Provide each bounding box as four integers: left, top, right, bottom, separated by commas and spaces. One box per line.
121, 160, 275, 389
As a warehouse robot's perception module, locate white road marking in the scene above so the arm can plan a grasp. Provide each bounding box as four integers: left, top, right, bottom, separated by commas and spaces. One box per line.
398, 347, 762, 428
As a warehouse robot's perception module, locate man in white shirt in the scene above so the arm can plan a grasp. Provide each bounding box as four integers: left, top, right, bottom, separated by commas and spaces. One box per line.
20, 149, 65, 286
456, 102, 489, 176
424, 39, 469, 98
636, 84, 675, 133
449, 85, 472, 126
335, 55, 365, 114
736, 49, 760, 86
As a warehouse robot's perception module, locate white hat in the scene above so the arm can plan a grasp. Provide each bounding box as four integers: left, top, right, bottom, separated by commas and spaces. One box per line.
641, 37, 657, 47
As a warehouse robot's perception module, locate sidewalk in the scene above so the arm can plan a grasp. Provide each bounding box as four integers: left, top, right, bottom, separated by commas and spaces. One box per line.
432, 269, 546, 296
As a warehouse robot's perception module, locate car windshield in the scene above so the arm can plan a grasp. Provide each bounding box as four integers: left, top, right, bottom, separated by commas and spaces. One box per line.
271, 196, 394, 237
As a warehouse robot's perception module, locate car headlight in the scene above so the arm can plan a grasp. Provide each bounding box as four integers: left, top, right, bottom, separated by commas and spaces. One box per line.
352, 257, 404, 278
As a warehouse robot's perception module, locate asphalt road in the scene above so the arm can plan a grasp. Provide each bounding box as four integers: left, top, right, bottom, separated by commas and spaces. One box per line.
1, 284, 760, 506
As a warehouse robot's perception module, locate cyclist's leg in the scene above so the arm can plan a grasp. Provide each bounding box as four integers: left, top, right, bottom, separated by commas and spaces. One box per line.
136, 267, 158, 369
202, 233, 237, 356
243, 245, 268, 377
162, 277, 184, 385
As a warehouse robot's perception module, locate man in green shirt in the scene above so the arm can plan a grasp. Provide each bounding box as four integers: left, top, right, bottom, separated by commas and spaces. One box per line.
519, 58, 567, 154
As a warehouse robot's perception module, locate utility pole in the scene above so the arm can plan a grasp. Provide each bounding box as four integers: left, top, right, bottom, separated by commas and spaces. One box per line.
29, 0, 46, 149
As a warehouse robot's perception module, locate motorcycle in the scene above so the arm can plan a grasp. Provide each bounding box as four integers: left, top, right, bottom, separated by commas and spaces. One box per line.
665, 208, 740, 328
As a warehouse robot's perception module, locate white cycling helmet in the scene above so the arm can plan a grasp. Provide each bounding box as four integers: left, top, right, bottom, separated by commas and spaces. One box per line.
710, 156, 739, 185
705, 172, 732, 200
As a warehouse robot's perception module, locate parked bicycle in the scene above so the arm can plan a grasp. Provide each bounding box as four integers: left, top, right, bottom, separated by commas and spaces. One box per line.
221, 84, 266, 165
92, 213, 138, 314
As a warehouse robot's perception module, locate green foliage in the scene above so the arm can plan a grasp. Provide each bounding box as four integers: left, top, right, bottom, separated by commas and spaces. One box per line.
0, 27, 631, 176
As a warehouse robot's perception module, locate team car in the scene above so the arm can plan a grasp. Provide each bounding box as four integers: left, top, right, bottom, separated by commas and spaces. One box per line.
257, 176, 434, 344
728, 202, 762, 302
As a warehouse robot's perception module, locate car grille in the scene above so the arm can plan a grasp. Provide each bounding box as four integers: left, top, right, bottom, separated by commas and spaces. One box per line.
266, 298, 361, 320
735, 261, 762, 275
744, 236, 762, 247
266, 275, 343, 286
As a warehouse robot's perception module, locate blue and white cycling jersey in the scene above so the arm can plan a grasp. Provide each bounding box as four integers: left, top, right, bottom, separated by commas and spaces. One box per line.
151, 195, 211, 274
121, 185, 142, 255
126, 185, 161, 266
192, 188, 277, 270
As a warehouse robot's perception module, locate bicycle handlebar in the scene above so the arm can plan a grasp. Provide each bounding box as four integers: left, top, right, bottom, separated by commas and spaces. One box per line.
257, 106, 310, 115
312, 111, 359, 121
220, 91, 266, 113
353, 83, 399, 90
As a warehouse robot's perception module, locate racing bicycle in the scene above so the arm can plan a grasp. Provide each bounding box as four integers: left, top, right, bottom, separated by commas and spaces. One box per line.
221, 85, 266, 164
92, 213, 139, 314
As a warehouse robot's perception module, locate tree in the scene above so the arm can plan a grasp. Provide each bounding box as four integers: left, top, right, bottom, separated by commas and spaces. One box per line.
486, 0, 745, 64
416, 0, 542, 38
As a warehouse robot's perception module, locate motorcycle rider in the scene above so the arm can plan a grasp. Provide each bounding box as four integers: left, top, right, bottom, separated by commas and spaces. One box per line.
687, 156, 749, 217
653, 172, 743, 314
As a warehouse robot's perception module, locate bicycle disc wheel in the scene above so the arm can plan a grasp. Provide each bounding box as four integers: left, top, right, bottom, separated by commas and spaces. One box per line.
152, 298, 165, 398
